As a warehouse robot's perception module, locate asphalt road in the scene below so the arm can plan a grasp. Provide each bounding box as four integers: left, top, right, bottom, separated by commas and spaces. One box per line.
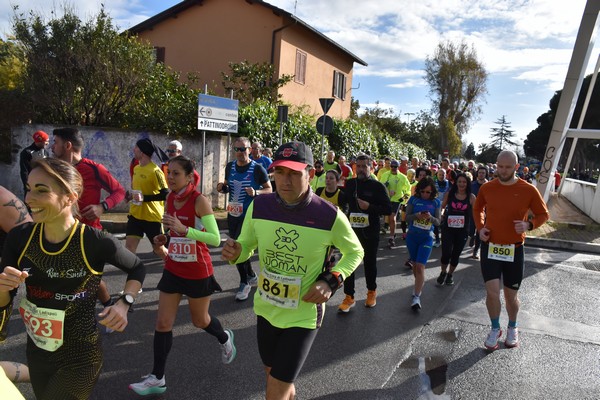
3, 232, 600, 400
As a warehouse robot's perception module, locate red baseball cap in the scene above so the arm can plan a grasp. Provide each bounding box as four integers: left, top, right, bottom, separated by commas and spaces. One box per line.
33, 130, 49, 143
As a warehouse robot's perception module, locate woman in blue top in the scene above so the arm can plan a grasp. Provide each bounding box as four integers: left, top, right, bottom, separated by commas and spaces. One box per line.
405, 176, 441, 310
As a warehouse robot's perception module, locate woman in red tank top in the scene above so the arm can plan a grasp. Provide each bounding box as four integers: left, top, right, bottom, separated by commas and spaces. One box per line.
129, 156, 236, 396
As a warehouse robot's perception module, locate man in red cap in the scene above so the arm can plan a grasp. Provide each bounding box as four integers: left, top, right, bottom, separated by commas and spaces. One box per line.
19, 130, 50, 196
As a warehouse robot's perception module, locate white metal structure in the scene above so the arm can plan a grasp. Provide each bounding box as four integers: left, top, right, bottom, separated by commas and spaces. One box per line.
537, 0, 600, 206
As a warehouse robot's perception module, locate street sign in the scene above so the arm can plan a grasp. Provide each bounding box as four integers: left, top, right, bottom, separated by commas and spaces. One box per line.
319, 98, 335, 114
197, 94, 239, 133
316, 115, 334, 135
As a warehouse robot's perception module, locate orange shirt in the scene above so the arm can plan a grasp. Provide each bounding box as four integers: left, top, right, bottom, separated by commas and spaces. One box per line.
473, 178, 549, 245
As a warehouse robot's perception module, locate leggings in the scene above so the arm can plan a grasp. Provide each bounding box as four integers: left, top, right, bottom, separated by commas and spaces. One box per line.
440, 227, 468, 266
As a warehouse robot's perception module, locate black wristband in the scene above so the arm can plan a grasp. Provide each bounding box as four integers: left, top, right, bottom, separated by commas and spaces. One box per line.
101, 201, 109, 212
528, 221, 534, 231
316, 271, 343, 293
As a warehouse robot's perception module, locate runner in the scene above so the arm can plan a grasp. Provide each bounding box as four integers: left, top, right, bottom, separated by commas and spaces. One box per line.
338, 154, 391, 312
0, 158, 145, 400
315, 169, 349, 212
217, 137, 272, 301
470, 165, 489, 259
379, 160, 411, 248
221, 141, 363, 400
129, 156, 235, 396
436, 173, 476, 286
405, 176, 441, 310
473, 150, 549, 350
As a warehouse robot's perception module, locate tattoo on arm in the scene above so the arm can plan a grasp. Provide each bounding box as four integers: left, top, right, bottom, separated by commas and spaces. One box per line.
4, 198, 30, 226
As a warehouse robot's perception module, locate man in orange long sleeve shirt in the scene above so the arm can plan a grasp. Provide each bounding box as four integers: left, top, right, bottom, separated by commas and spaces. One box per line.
473, 150, 549, 351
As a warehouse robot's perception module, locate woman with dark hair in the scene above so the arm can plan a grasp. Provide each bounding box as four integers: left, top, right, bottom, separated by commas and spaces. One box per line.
405, 176, 441, 310
315, 169, 348, 212
130, 156, 235, 396
436, 173, 476, 286
0, 158, 145, 400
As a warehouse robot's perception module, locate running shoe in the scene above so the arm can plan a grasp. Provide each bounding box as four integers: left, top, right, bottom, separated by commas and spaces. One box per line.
471, 253, 480, 260
338, 295, 355, 313
505, 326, 519, 348
436, 271, 447, 285
247, 274, 258, 286
433, 239, 441, 248
445, 274, 454, 286
402, 233, 407, 240
235, 283, 252, 301
405, 259, 414, 269
484, 328, 503, 351
221, 329, 237, 364
119, 288, 143, 295
129, 374, 167, 396
365, 290, 377, 308
411, 295, 421, 310
388, 237, 395, 247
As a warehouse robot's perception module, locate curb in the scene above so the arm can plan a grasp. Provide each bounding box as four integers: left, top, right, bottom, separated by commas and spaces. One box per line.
527, 236, 600, 255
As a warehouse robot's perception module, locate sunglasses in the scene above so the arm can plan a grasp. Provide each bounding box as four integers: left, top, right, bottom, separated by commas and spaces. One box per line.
166, 149, 178, 154
391, 166, 398, 169
233, 147, 247, 152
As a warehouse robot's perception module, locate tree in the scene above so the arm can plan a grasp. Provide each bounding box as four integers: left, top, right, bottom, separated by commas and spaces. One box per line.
477, 143, 501, 164
489, 115, 517, 150
12, 5, 156, 126
221, 60, 294, 106
424, 40, 488, 156
464, 142, 476, 160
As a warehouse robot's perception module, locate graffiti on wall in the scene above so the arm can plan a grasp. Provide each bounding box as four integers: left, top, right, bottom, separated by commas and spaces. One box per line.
538, 145, 556, 185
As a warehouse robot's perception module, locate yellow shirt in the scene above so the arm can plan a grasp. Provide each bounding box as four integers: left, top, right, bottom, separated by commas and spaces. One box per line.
130, 162, 167, 222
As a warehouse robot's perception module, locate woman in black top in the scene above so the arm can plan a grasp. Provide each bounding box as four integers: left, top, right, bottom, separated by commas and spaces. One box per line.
0, 158, 145, 400
436, 173, 476, 286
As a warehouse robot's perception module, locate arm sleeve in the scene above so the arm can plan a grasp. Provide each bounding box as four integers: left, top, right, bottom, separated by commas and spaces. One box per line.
368, 182, 392, 216
331, 209, 364, 280
430, 200, 442, 226
97, 164, 126, 209
186, 214, 221, 247
405, 198, 417, 222
143, 188, 169, 202
97, 230, 146, 284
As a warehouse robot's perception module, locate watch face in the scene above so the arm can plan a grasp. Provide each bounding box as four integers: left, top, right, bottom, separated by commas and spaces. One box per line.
124, 294, 135, 305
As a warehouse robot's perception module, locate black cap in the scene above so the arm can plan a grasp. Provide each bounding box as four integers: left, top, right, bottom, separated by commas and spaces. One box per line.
269, 141, 314, 171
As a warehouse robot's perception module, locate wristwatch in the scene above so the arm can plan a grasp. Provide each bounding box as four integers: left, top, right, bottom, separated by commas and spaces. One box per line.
118, 293, 135, 307
101, 201, 109, 212
528, 221, 534, 231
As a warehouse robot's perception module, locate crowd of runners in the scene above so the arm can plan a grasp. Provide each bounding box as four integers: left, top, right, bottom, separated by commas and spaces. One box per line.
0, 130, 549, 399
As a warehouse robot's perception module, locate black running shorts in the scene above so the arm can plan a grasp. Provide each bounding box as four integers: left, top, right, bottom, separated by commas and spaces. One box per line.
256, 316, 318, 383
480, 242, 525, 290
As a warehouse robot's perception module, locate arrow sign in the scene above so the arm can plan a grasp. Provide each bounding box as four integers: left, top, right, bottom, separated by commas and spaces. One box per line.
316, 115, 334, 135
319, 98, 335, 114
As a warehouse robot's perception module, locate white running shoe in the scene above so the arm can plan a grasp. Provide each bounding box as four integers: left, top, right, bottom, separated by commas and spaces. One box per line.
235, 283, 252, 301
247, 274, 258, 286
411, 295, 421, 310
221, 329, 237, 364
129, 374, 166, 396
505, 326, 519, 348
484, 328, 503, 351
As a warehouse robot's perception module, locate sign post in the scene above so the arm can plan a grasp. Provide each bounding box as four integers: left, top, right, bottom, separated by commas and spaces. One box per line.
318, 98, 335, 159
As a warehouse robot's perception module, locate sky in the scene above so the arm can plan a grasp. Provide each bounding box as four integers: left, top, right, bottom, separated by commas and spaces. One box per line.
0, 0, 594, 152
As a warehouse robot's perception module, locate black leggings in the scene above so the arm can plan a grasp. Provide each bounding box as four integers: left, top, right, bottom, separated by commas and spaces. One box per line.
440, 227, 468, 266
27, 343, 102, 400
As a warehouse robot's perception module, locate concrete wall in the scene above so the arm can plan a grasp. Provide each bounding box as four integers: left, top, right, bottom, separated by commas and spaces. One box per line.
561, 178, 600, 223
1, 124, 235, 211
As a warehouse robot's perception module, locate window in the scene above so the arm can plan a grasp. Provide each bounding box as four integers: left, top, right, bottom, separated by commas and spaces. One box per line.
295, 50, 307, 84
153, 47, 165, 64
332, 70, 346, 100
